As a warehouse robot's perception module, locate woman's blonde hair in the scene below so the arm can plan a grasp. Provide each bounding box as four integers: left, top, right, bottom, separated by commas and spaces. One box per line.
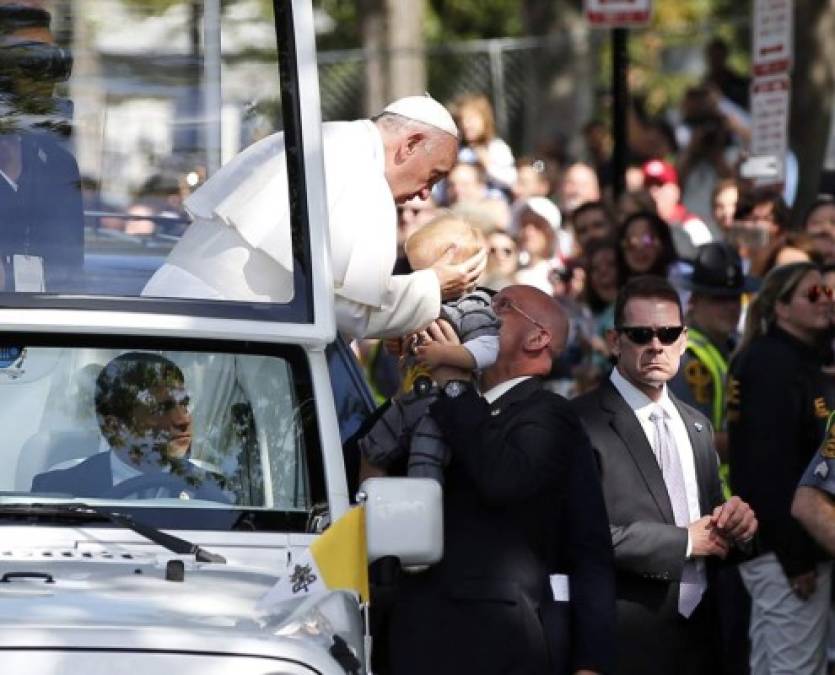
451, 93, 496, 145
736, 261, 819, 355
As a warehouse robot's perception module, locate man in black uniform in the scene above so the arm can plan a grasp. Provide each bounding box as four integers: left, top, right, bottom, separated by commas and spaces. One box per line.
0, 4, 83, 291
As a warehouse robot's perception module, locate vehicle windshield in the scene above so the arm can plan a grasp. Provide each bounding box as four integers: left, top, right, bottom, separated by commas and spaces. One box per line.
1, 340, 326, 531
0, 0, 311, 321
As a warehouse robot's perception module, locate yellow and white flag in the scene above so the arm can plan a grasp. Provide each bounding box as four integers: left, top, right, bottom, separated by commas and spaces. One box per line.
257, 505, 369, 609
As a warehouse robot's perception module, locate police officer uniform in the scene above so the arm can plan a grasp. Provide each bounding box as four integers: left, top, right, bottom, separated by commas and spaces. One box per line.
670, 242, 758, 493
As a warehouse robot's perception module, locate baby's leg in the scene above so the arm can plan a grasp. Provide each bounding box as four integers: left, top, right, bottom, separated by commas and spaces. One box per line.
407, 400, 449, 484
360, 389, 433, 470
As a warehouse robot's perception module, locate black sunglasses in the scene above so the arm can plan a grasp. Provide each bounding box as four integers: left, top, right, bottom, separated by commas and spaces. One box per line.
616, 325, 684, 346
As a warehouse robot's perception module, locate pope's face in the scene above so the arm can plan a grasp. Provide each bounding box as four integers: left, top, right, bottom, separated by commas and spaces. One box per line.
388, 133, 458, 204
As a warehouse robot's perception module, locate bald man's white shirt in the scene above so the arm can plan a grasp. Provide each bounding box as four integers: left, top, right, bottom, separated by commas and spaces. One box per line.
142, 120, 441, 339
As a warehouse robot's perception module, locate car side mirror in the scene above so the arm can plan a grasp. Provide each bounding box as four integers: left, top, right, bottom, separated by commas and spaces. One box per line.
358, 477, 442, 567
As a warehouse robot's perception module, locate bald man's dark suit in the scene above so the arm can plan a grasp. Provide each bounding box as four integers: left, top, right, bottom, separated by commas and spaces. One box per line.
570, 379, 732, 675
388, 377, 616, 675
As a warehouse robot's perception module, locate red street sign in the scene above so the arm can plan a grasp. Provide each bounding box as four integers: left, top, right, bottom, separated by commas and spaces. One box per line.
584, 0, 652, 28
752, 0, 793, 76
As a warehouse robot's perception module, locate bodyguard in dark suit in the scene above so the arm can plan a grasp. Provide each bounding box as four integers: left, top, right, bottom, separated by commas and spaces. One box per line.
570, 276, 758, 675
31, 352, 230, 503
387, 285, 615, 675
0, 6, 84, 291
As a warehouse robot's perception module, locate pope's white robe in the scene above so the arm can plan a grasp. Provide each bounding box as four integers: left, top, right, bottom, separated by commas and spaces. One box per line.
142, 120, 440, 339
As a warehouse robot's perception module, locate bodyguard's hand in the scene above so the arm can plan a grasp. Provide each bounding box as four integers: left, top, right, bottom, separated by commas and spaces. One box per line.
689, 515, 730, 559
710, 496, 758, 544
431, 246, 487, 300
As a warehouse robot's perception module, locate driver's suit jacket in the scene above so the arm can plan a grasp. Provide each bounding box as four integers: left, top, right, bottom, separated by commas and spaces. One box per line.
30, 450, 231, 503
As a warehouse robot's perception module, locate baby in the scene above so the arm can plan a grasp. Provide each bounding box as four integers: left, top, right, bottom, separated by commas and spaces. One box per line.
359, 215, 499, 483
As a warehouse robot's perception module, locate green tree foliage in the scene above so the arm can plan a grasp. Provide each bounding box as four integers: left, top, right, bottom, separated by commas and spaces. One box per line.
617, 0, 748, 115
312, 0, 362, 51
424, 0, 523, 42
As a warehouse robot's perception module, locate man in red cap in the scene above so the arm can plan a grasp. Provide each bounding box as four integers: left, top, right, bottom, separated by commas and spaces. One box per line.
642, 159, 714, 260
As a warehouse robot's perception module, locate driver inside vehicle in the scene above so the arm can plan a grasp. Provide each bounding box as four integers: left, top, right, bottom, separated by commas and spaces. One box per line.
31, 352, 232, 502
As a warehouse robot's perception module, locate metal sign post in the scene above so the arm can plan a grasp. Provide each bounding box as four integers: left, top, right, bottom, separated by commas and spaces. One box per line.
584, 0, 652, 199
612, 28, 629, 199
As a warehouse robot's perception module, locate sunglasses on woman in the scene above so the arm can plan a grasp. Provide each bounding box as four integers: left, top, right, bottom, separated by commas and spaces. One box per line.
805, 285, 834, 303
616, 325, 685, 345
623, 234, 660, 250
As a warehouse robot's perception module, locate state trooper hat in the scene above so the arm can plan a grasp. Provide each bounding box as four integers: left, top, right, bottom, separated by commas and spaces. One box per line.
680, 242, 760, 296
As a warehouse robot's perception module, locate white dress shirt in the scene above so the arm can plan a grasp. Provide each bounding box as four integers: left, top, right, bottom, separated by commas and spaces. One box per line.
610, 368, 702, 557
482, 375, 532, 404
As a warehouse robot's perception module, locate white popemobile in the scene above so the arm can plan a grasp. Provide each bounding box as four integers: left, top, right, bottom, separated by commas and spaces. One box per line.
0, 1, 440, 673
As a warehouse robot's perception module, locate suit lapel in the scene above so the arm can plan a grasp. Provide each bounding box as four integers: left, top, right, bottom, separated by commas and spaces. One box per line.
670, 395, 713, 514
599, 381, 676, 524
85, 451, 118, 495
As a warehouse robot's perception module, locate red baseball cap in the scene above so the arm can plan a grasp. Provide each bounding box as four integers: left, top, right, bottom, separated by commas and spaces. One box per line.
642, 159, 678, 186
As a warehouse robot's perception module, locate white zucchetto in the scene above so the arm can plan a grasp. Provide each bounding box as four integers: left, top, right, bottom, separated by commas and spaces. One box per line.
383, 95, 459, 138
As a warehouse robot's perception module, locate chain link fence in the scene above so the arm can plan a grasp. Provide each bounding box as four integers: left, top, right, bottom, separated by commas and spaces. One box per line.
317, 32, 599, 155
316, 25, 754, 157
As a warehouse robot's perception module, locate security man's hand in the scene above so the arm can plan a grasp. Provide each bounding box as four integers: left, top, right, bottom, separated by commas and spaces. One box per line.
710, 496, 758, 544
431, 246, 487, 300
688, 515, 730, 559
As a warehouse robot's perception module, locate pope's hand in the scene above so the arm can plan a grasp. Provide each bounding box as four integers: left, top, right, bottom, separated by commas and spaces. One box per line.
432, 246, 487, 300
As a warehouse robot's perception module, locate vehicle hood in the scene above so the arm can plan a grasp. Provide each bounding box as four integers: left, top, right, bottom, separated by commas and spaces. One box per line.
0, 552, 362, 673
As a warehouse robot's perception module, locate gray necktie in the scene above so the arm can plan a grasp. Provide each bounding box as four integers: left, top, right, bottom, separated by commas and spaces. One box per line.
649, 405, 706, 617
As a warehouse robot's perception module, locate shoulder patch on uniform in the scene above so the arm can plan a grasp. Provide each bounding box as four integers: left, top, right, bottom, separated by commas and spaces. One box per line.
821, 438, 835, 459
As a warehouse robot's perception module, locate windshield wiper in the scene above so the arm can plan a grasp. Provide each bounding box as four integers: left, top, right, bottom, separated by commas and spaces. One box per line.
0, 502, 226, 563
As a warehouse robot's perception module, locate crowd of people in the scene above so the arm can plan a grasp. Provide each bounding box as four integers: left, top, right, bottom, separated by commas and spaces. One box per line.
336, 67, 835, 674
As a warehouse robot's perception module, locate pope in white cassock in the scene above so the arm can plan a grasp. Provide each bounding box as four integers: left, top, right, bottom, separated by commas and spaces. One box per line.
142, 95, 485, 339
